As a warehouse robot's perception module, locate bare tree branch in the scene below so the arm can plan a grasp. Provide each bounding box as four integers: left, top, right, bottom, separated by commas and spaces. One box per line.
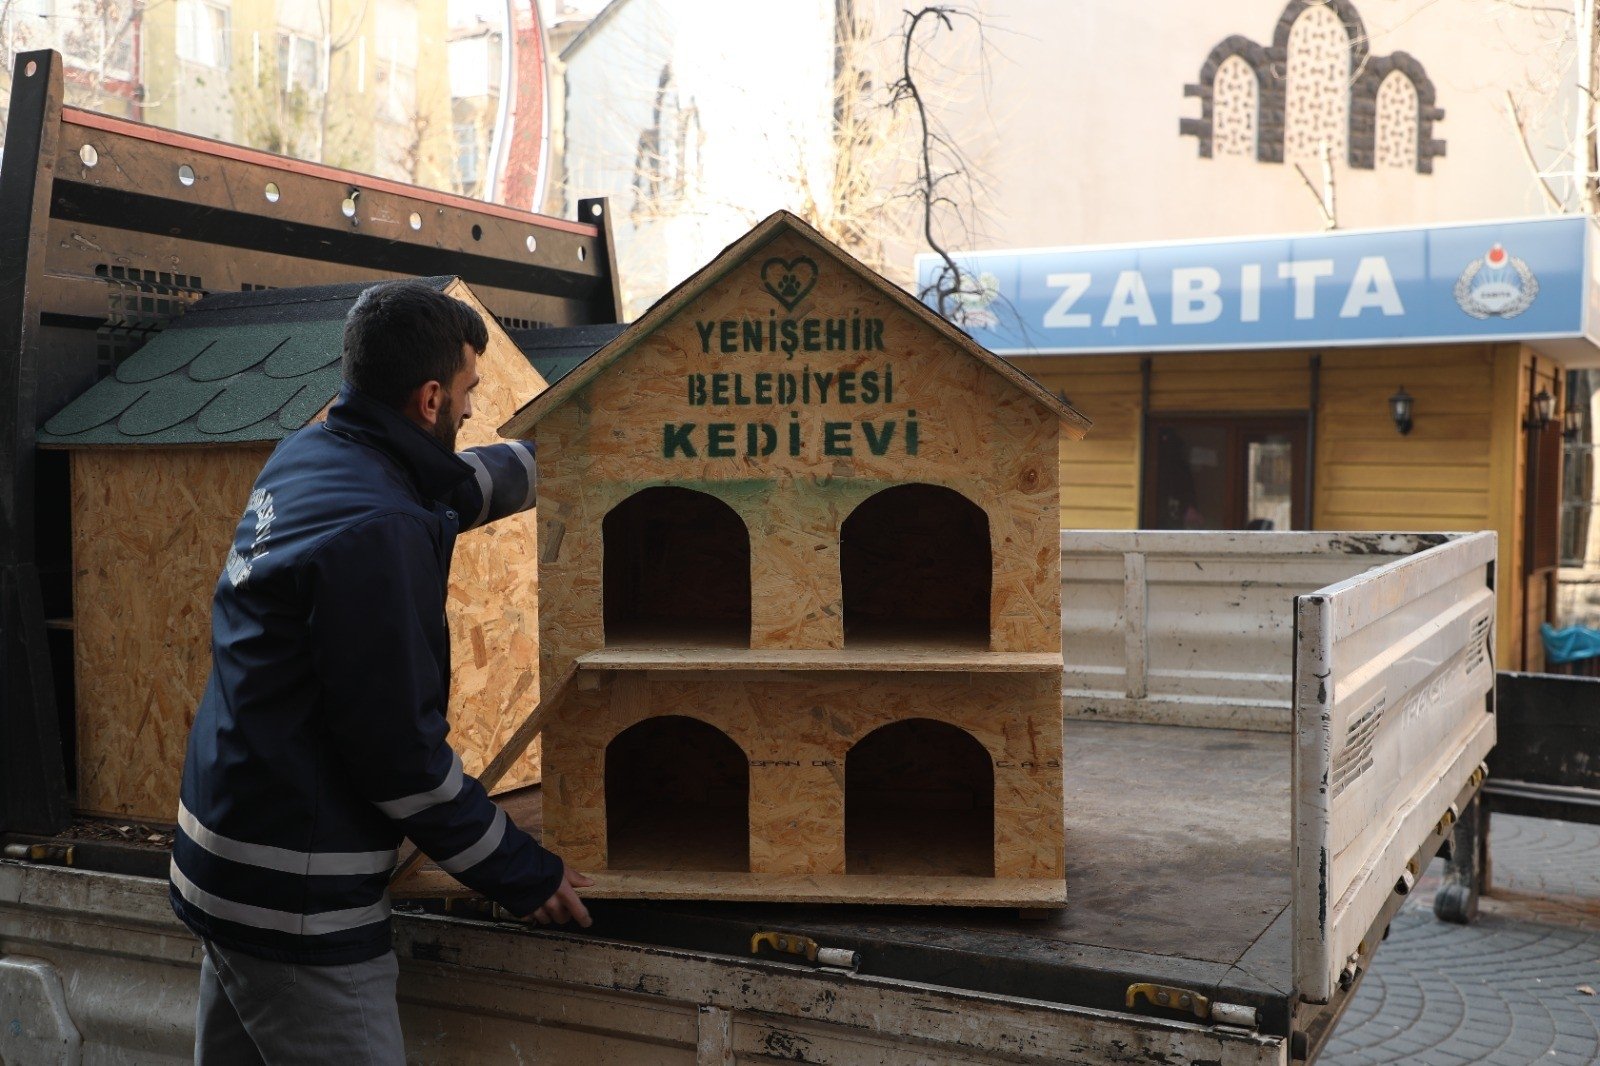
891, 5, 974, 318
1293, 162, 1335, 228
1506, 88, 1568, 210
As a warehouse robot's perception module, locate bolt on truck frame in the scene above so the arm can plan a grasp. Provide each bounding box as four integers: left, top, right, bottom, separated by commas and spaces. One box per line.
0, 50, 1506, 1064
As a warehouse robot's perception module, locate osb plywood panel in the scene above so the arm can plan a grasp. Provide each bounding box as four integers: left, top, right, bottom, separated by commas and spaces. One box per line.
542, 672, 1064, 889
444, 280, 548, 791
72, 447, 266, 819
445, 519, 543, 792
531, 229, 1064, 679
73, 446, 543, 821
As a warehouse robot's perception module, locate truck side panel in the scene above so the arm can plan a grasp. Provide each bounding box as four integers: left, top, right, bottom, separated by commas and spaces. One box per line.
1061, 530, 1439, 732
1292, 531, 1496, 1003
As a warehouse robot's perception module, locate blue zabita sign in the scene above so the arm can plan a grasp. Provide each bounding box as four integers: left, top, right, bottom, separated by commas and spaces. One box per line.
914, 216, 1594, 354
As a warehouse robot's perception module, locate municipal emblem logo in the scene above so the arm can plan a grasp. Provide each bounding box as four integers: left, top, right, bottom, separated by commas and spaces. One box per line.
1454, 243, 1539, 319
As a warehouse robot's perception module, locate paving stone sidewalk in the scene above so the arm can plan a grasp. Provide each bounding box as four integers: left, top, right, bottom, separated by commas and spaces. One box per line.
1323, 814, 1600, 1066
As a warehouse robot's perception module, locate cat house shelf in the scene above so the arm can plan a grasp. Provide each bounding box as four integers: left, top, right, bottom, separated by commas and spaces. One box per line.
536, 871, 1073, 907
575, 646, 1064, 673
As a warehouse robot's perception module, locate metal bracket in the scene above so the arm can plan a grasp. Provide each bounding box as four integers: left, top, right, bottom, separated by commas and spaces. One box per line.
1395, 858, 1419, 896
1125, 982, 1210, 1020
1337, 949, 1363, 990
2, 842, 74, 865
750, 931, 859, 971
1446, 765, 1491, 838
1124, 983, 1261, 1030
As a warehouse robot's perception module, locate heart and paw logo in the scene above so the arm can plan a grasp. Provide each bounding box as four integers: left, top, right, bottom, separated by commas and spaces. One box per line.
760, 256, 819, 311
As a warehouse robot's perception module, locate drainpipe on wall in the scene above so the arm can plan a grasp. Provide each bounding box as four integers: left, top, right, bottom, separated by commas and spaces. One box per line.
1306, 353, 1320, 529
1577, 0, 1596, 211
1136, 356, 1152, 529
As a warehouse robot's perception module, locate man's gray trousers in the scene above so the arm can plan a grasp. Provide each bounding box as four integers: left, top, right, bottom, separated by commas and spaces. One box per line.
195, 938, 405, 1064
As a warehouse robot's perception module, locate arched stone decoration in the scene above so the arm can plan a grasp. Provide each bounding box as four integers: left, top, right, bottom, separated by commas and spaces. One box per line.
1212, 55, 1260, 159
1374, 70, 1420, 170
1180, 0, 1445, 174
1284, 3, 1351, 165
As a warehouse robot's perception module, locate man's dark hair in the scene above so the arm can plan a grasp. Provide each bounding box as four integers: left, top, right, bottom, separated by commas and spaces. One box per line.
342, 281, 489, 407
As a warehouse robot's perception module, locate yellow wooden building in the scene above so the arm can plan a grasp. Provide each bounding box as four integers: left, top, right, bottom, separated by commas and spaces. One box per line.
924, 216, 1598, 671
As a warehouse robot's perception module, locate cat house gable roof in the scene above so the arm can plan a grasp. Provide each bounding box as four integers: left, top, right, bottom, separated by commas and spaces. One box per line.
498, 211, 1090, 440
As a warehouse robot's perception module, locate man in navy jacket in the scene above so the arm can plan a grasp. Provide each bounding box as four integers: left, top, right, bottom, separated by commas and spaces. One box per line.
171, 281, 588, 1063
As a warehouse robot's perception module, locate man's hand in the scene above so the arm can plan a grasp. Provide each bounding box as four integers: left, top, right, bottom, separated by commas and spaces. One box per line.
527, 867, 593, 927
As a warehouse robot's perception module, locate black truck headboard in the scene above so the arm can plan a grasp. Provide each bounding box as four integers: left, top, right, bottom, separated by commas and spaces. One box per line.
0, 50, 622, 831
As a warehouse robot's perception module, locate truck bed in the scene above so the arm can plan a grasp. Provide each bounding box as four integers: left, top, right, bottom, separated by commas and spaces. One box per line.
4, 530, 1499, 1061
415, 719, 1297, 1032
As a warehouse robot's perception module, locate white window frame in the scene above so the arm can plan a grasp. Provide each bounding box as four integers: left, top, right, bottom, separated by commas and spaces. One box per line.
276, 29, 325, 95
176, 0, 232, 70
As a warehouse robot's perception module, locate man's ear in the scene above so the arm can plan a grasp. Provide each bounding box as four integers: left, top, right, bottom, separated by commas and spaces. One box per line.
404, 380, 447, 428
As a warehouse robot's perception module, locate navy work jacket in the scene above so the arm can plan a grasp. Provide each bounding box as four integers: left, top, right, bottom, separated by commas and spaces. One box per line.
170, 384, 561, 964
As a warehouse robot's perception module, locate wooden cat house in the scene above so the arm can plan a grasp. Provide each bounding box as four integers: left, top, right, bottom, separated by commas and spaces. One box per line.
497, 212, 1090, 906
36, 278, 548, 822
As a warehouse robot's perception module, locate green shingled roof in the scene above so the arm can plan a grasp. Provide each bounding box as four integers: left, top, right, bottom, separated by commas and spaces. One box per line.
37, 278, 453, 447
507, 322, 628, 387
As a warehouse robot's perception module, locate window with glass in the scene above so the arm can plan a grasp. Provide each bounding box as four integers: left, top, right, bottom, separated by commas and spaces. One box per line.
176, 0, 231, 68
1143, 415, 1307, 531
276, 32, 322, 94
1561, 370, 1597, 569
376, 0, 421, 124
453, 123, 479, 191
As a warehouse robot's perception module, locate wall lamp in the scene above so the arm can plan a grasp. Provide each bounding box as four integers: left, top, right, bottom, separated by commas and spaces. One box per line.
1565, 405, 1586, 442
1388, 386, 1413, 436
1524, 388, 1556, 432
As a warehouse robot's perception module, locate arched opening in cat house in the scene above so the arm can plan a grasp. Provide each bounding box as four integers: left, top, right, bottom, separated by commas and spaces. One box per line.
840, 484, 991, 647
605, 715, 750, 872
844, 718, 994, 877
603, 486, 751, 647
